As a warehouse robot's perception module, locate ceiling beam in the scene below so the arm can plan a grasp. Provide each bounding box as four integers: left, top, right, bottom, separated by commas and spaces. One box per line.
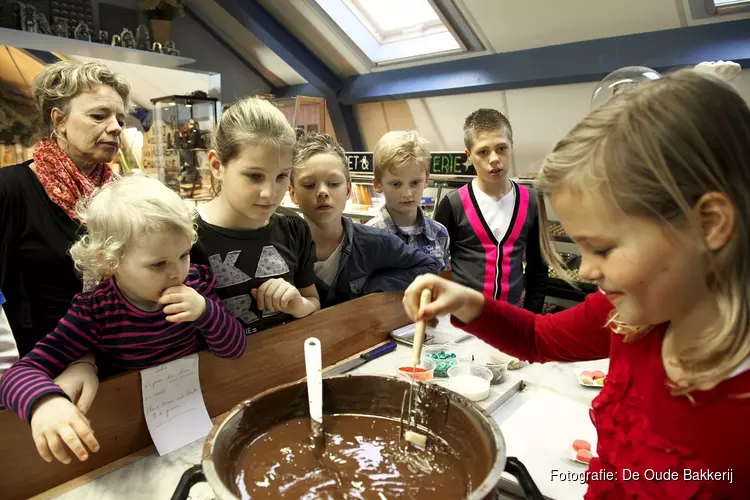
338, 18, 750, 104
214, 0, 362, 149
183, 6, 277, 90
215, 0, 341, 94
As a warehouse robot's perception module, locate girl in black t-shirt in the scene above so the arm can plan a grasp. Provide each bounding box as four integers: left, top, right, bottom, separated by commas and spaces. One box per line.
190, 97, 320, 334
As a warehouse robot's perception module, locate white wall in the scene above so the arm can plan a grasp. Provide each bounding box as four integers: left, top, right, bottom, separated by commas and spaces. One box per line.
386, 69, 750, 177
505, 82, 595, 176
463, 0, 682, 53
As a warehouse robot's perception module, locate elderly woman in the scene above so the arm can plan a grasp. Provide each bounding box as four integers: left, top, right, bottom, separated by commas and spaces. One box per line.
0, 61, 131, 410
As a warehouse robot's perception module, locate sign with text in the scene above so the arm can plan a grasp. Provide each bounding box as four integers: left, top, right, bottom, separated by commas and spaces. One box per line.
346, 152, 476, 177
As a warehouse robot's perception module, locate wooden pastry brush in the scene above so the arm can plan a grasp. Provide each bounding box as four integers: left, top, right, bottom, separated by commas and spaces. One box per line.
404, 289, 432, 448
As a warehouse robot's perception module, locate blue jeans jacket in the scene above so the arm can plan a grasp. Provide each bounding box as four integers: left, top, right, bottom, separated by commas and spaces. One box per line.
317, 217, 441, 308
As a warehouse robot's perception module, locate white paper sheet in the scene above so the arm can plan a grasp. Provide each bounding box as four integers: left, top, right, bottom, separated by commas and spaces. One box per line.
140, 353, 213, 456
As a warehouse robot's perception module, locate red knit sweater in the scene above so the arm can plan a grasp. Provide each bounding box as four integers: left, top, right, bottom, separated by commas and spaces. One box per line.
453, 291, 750, 499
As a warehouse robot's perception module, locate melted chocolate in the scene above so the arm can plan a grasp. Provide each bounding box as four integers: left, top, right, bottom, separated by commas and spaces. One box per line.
234, 414, 470, 499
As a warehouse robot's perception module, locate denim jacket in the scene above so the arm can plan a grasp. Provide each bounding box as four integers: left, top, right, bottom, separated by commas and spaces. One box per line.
367, 205, 451, 271
316, 217, 441, 308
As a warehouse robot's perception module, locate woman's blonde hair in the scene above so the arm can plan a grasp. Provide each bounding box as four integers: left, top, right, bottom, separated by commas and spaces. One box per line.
292, 132, 349, 185
536, 69, 750, 395
210, 97, 295, 195
69, 173, 197, 289
33, 60, 131, 139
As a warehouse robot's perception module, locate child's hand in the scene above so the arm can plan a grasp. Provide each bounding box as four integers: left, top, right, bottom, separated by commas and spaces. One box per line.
54, 359, 99, 415
403, 274, 485, 325
252, 279, 303, 316
30, 394, 99, 464
159, 285, 207, 322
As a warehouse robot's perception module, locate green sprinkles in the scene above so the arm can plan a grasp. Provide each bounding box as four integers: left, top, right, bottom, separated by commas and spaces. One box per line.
426, 351, 457, 377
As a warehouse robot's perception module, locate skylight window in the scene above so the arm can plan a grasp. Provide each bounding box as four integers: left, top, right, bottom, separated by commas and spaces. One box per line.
713, 0, 750, 5
345, 0, 445, 43
710, 0, 750, 10
312, 0, 465, 65
690, 0, 750, 18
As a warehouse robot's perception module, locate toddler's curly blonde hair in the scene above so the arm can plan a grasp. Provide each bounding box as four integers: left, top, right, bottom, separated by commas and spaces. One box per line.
69, 173, 197, 289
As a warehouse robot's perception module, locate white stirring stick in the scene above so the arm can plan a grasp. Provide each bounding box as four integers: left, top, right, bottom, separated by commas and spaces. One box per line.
304, 337, 325, 453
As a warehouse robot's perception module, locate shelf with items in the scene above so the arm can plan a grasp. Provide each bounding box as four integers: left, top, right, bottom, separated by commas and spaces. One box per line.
0, 137, 33, 167
547, 253, 598, 302
548, 221, 574, 243
540, 183, 589, 303
0, 27, 194, 70
150, 95, 218, 200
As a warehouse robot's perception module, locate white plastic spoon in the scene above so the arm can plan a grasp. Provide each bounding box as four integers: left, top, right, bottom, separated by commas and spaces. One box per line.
304, 337, 324, 454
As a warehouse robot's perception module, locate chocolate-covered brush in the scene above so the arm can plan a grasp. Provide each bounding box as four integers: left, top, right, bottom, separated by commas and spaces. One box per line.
403, 289, 432, 448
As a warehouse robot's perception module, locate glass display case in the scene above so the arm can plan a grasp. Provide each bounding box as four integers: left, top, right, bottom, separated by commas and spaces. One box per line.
149, 95, 219, 200
267, 96, 328, 136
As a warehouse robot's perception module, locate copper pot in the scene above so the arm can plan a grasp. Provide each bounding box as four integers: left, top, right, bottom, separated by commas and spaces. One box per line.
171, 374, 542, 500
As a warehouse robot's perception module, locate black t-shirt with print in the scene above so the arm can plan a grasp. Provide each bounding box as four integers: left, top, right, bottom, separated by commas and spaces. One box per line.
191, 213, 316, 334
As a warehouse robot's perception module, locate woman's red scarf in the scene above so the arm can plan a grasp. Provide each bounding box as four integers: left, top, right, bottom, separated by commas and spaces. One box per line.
33, 138, 113, 221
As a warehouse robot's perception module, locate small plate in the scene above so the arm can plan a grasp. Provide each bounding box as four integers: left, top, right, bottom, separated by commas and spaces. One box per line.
570, 449, 597, 465
575, 368, 606, 389
568, 439, 597, 465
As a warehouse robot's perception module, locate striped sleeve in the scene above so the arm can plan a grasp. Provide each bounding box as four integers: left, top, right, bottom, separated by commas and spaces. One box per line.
188, 265, 247, 359
0, 294, 100, 422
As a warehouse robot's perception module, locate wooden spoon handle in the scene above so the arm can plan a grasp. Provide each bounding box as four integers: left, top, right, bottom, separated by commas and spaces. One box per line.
412, 289, 432, 365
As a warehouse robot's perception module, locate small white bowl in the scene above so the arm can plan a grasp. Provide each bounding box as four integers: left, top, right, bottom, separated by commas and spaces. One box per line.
447, 364, 493, 401
483, 359, 509, 384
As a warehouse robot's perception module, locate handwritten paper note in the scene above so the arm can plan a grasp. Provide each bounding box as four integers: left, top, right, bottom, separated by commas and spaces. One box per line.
140, 353, 213, 456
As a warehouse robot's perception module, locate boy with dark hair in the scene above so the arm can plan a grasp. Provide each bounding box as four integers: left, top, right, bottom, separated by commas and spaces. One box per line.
434, 109, 548, 312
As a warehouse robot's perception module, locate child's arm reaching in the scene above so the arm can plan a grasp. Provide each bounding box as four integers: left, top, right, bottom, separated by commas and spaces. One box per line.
159, 264, 247, 359
252, 281, 320, 318
0, 296, 101, 421
363, 232, 441, 294
54, 352, 99, 415
403, 275, 612, 363
251, 215, 320, 319
0, 296, 101, 464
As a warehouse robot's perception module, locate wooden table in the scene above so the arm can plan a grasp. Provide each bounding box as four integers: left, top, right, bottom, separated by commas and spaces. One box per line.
1, 292, 410, 500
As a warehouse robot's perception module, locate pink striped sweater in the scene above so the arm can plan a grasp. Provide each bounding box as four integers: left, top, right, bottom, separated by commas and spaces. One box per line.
0, 264, 246, 422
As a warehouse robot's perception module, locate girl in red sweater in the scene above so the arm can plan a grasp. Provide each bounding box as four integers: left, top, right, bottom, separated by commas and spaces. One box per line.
404, 69, 750, 499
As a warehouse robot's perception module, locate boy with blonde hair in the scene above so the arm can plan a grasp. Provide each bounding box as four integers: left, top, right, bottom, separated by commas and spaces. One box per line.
289, 133, 440, 308
367, 131, 450, 271
434, 109, 547, 313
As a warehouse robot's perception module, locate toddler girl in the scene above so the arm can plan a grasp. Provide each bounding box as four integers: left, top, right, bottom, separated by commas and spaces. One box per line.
404, 70, 750, 498
0, 173, 246, 465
